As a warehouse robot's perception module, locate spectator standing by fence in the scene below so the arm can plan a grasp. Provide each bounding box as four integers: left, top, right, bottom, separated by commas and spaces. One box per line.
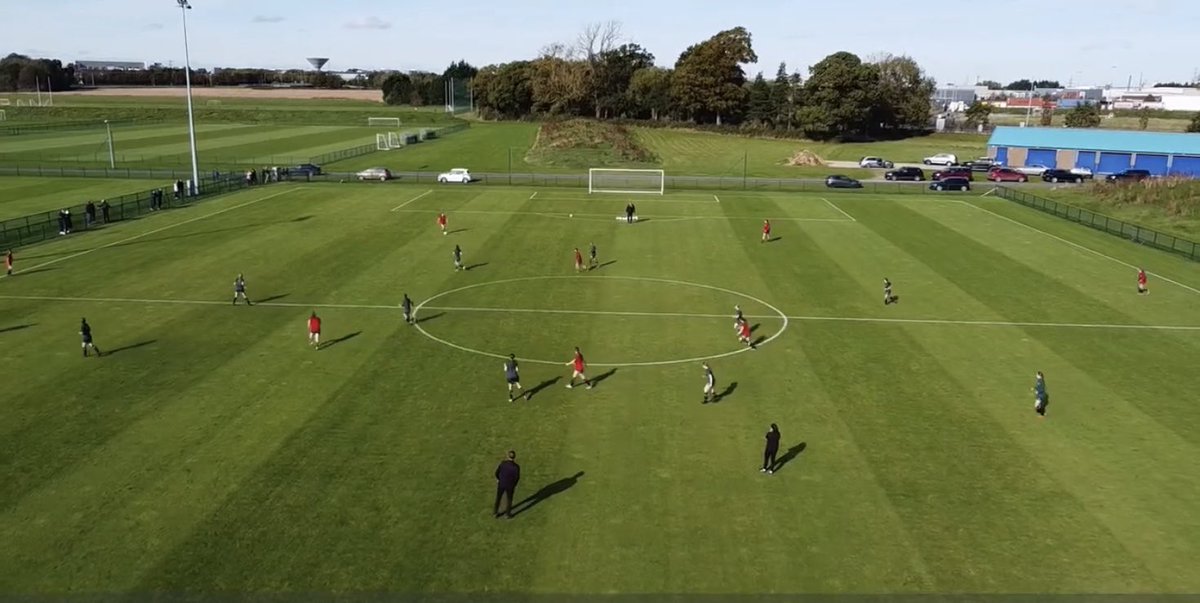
100, 200, 110, 223
85, 201, 96, 227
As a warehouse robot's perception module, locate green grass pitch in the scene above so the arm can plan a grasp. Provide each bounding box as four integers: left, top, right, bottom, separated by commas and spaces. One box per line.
2, 181, 1200, 594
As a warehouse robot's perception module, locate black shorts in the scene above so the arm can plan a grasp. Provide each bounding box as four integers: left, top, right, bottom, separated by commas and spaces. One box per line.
1035, 396, 1048, 414
507, 377, 520, 384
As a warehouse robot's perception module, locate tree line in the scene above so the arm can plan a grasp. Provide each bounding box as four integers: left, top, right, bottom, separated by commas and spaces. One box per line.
0, 54, 74, 91
469, 24, 936, 139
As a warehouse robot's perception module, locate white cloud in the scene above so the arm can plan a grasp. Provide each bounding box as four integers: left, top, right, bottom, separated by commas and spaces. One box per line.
251, 15, 285, 23
344, 16, 392, 30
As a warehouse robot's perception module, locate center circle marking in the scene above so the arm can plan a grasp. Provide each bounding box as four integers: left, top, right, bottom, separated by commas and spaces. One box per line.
411, 275, 790, 367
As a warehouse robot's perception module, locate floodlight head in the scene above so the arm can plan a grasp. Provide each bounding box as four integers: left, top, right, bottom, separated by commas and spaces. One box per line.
306, 57, 329, 71
176, 0, 191, 8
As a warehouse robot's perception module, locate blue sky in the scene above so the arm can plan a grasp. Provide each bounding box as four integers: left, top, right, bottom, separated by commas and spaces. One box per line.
4, 0, 1199, 87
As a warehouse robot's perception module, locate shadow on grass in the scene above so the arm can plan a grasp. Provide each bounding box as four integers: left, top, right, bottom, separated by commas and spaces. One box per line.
592, 260, 617, 271
0, 323, 35, 334
511, 471, 585, 518
447, 228, 469, 235
320, 331, 361, 350
257, 293, 289, 304
14, 267, 58, 276
415, 312, 444, 325
525, 376, 561, 400
465, 263, 488, 271
590, 368, 618, 388
751, 335, 767, 348
713, 381, 738, 403
773, 442, 807, 472
107, 339, 157, 356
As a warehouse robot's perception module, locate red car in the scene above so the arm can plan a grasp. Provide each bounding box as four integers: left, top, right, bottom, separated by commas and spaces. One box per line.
987, 167, 1028, 183
932, 168, 973, 181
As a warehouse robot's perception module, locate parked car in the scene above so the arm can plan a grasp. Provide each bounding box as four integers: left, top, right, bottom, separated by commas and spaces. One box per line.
825, 174, 863, 189
1105, 169, 1151, 183
293, 163, 322, 176
987, 167, 1028, 183
356, 167, 392, 181
933, 168, 973, 181
438, 168, 472, 184
922, 153, 958, 166
884, 166, 926, 181
1070, 166, 1094, 179
1041, 169, 1085, 183
1015, 164, 1052, 176
963, 157, 999, 172
930, 177, 971, 192
858, 156, 894, 169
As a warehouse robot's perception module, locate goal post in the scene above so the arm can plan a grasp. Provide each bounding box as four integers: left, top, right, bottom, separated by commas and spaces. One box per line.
387, 131, 401, 148
368, 117, 401, 128
376, 133, 390, 151
588, 168, 665, 195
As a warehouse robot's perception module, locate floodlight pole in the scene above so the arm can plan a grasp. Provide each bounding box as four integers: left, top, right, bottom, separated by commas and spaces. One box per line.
105, 120, 115, 168
178, 0, 201, 195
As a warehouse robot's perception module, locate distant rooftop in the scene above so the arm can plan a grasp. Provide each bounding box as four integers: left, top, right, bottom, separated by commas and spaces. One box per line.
76, 60, 146, 70
988, 126, 1200, 156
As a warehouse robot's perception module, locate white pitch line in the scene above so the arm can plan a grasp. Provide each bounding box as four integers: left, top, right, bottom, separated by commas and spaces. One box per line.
3, 294, 1198, 332
820, 197, 857, 222
390, 189, 432, 212
529, 191, 538, 200
714, 194, 721, 203
10, 187, 299, 277
388, 208, 851, 223
960, 199, 1200, 296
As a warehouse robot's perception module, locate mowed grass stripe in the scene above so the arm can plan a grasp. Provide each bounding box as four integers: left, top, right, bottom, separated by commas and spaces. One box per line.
0, 123, 250, 155
0, 177, 167, 220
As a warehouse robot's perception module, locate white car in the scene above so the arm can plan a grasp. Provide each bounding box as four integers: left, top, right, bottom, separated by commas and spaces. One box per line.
922, 153, 958, 166
356, 167, 392, 181
1016, 164, 1052, 176
1070, 166, 1094, 179
438, 168, 472, 184
859, 156, 894, 169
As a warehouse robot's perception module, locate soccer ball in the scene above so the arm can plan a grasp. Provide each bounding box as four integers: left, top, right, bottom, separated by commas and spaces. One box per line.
569, 213, 573, 218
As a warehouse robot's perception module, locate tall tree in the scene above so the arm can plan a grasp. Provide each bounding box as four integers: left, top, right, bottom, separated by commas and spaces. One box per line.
1138, 108, 1150, 130
473, 61, 534, 119
769, 62, 799, 130
671, 26, 758, 125
870, 54, 936, 132
593, 43, 654, 118
1063, 103, 1102, 128
530, 45, 589, 115
1188, 112, 1200, 133
977, 79, 1002, 89
574, 21, 623, 118
963, 100, 993, 128
442, 60, 478, 80
628, 66, 672, 120
747, 72, 773, 125
1039, 107, 1054, 127
798, 51, 877, 138
1005, 79, 1034, 91
380, 73, 413, 105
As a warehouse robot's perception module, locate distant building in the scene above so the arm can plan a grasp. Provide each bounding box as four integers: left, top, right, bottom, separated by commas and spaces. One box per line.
987, 126, 1200, 177
74, 60, 145, 71
1102, 87, 1200, 112
933, 87, 978, 105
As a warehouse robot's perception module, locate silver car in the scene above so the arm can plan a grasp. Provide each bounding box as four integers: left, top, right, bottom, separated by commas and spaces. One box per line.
356, 167, 392, 181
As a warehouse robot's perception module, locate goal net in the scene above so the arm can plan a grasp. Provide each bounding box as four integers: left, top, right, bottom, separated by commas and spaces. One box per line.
376, 133, 390, 151
0, 110, 5, 122
368, 117, 401, 128
588, 169, 665, 195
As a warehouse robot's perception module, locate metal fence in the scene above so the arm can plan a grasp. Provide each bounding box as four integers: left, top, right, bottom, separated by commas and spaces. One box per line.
307, 143, 377, 166
0, 118, 153, 137
993, 186, 1200, 261
0, 174, 268, 250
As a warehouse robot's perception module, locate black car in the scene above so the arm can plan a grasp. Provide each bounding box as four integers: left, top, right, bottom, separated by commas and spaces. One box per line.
929, 177, 970, 192
293, 163, 322, 176
825, 174, 863, 189
1105, 169, 1151, 183
885, 166, 925, 181
1041, 169, 1084, 183
963, 158, 999, 172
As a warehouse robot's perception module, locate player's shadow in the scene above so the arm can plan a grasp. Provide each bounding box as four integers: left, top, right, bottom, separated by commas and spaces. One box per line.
415, 312, 444, 325
322, 331, 361, 349
767, 236, 782, 243
257, 293, 289, 303
593, 260, 617, 271
465, 263, 488, 271
526, 376, 561, 399
107, 339, 157, 356
751, 335, 767, 347
291, 215, 314, 222
772, 442, 807, 472
15, 267, 58, 276
885, 295, 901, 305
511, 471, 584, 518
750, 323, 761, 333
713, 381, 738, 403
0, 323, 35, 334
447, 228, 469, 235
590, 368, 618, 388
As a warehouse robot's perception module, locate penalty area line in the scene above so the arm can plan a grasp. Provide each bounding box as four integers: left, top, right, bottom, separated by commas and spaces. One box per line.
390, 189, 433, 212
820, 197, 857, 222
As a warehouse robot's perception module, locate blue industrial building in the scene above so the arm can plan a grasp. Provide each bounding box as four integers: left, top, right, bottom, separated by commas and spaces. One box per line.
987, 126, 1200, 177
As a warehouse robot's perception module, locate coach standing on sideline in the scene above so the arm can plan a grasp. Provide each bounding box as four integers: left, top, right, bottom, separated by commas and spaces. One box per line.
761, 423, 781, 474
494, 450, 521, 518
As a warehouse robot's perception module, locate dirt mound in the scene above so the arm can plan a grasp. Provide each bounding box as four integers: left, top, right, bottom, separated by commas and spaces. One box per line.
785, 149, 825, 167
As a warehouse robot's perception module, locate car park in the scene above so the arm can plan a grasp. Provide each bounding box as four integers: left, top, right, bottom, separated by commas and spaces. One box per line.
932, 168, 973, 181
356, 167, 392, 181
1070, 166, 1094, 179
963, 157, 999, 172
825, 174, 863, 189
986, 167, 1028, 183
858, 156, 894, 169
1015, 164, 1052, 176
293, 163, 322, 176
1041, 169, 1085, 183
884, 166, 926, 181
438, 168, 472, 184
1105, 169, 1151, 183
930, 177, 971, 192
922, 153, 958, 166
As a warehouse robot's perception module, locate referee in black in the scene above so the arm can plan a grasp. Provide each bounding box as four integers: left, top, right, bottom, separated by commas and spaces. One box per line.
761, 423, 781, 474
494, 450, 521, 518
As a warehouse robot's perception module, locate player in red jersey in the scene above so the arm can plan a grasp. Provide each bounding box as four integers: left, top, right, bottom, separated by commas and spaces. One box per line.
4, 249, 12, 276
574, 247, 585, 273
761, 219, 771, 243
1137, 268, 1148, 295
565, 346, 592, 389
437, 212, 448, 236
738, 319, 756, 349
307, 311, 322, 349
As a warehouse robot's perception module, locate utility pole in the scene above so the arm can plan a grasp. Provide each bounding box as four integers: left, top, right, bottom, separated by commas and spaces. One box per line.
105, 120, 115, 168
177, 0, 201, 196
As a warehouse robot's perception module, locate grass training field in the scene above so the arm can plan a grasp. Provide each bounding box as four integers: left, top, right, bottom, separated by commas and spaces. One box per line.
2, 180, 1199, 594
0, 176, 169, 221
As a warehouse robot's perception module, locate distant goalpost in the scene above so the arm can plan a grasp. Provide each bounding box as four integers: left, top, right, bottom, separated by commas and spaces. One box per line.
368, 117, 401, 128
376, 132, 403, 150
588, 168, 665, 195
0, 110, 5, 122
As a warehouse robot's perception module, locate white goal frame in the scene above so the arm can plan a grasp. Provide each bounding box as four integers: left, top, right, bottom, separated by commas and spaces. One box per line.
387, 131, 401, 148
588, 168, 665, 195
0, 109, 6, 121
376, 133, 390, 151
368, 117, 402, 128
